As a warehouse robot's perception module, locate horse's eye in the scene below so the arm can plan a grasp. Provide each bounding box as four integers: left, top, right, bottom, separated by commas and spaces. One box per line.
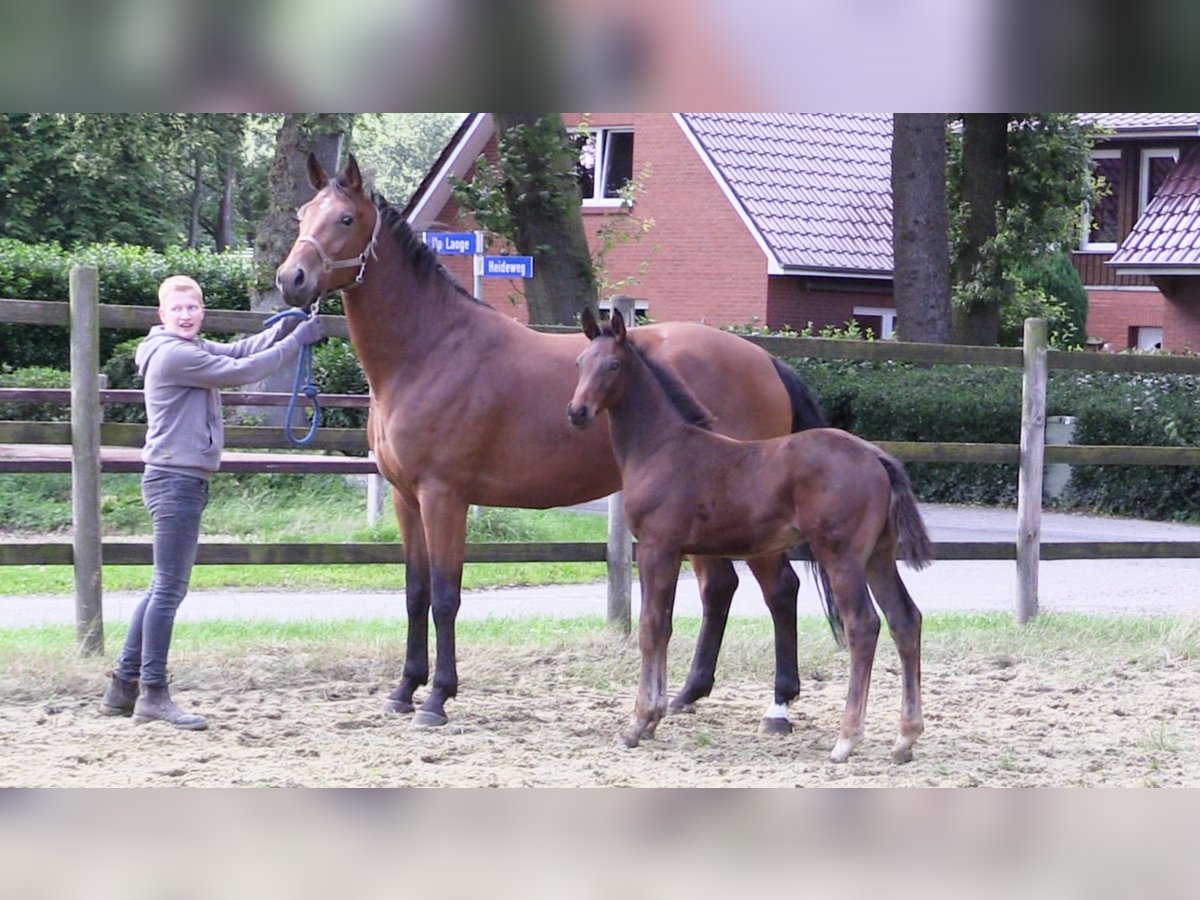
608, 360, 621, 371
340, 215, 353, 226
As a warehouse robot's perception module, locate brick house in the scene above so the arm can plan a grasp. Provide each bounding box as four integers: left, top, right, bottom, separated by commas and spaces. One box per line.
402, 113, 1200, 349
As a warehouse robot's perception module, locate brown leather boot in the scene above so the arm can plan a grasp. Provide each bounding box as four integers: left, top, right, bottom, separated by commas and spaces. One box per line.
100, 671, 139, 717
132, 684, 208, 731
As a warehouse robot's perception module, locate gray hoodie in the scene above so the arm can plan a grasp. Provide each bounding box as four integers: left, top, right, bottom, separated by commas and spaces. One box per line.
136, 322, 307, 478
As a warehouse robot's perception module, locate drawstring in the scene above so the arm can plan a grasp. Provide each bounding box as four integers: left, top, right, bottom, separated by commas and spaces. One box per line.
262, 306, 321, 447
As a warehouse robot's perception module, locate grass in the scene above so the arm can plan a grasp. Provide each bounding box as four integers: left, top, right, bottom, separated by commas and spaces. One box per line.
0, 471, 609, 595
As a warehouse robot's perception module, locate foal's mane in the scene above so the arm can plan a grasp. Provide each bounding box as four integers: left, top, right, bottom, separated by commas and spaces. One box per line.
601, 322, 715, 431
332, 175, 478, 303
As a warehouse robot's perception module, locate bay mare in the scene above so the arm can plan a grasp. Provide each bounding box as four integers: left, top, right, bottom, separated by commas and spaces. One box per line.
568, 309, 931, 763
275, 153, 826, 731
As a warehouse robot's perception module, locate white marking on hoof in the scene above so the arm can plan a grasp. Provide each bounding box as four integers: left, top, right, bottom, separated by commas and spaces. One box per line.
829, 736, 858, 764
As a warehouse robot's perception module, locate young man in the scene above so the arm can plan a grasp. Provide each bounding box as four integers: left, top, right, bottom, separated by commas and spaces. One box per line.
101, 275, 323, 730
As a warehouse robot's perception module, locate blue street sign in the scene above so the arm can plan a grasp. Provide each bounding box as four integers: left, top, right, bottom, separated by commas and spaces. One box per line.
483, 256, 535, 278
422, 231, 479, 255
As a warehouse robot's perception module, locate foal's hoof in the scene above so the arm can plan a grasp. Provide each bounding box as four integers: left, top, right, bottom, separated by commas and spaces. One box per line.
758, 716, 793, 736
891, 746, 914, 765
669, 700, 696, 715
382, 698, 414, 715
412, 709, 448, 728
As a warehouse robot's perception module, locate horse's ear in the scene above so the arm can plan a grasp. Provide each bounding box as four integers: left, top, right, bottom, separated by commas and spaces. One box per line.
581, 306, 600, 340
344, 153, 363, 192
611, 308, 627, 343
307, 153, 328, 190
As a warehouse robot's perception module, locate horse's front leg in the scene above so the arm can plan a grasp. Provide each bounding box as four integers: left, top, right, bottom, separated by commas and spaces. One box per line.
412, 485, 469, 728
384, 490, 431, 715
621, 543, 681, 748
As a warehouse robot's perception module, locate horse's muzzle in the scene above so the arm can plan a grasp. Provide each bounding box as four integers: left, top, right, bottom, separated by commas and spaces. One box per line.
567, 404, 591, 429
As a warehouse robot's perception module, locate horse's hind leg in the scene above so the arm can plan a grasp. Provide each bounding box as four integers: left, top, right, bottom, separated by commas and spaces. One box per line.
384, 491, 431, 715
866, 548, 924, 764
669, 555, 737, 714
822, 558, 880, 764
746, 553, 801, 735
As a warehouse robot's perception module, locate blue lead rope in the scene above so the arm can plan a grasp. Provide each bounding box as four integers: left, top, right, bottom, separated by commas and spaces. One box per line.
263, 307, 321, 447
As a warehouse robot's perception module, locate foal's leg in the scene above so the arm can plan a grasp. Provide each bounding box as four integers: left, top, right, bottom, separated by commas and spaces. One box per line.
866, 548, 924, 764
623, 542, 682, 748
746, 554, 801, 735
669, 555, 737, 714
384, 491, 431, 715
823, 558, 880, 764
412, 485, 470, 728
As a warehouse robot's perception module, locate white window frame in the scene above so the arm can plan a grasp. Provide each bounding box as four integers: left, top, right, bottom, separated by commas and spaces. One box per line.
1139, 147, 1179, 217
573, 127, 634, 208
853, 306, 896, 339
598, 296, 649, 322
1081, 149, 1122, 252
1134, 326, 1163, 351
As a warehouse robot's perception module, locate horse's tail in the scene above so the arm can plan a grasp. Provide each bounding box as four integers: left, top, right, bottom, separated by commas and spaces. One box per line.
771, 357, 827, 431
878, 452, 934, 570
771, 358, 839, 642
807, 560, 844, 648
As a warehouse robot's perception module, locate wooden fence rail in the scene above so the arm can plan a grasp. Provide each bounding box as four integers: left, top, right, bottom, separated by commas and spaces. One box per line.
4, 279, 1200, 652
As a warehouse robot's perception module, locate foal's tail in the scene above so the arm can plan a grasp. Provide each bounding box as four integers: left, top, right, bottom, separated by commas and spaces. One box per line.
878, 452, 934, 570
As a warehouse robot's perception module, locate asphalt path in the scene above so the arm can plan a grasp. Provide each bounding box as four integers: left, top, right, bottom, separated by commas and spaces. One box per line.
3, 503, 1200, 628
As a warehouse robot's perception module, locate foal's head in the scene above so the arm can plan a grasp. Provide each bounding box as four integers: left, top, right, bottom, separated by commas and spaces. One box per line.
567, 307, 630, 430
276, 152, 381, 309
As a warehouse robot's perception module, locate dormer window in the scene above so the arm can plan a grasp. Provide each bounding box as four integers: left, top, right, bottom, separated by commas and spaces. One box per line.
1081, 149, 1121, 251
1139, 147, 1179, 217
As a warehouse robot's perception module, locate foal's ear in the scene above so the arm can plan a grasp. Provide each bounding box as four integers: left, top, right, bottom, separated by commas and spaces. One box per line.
611, 308, 627, 343
307, 152, 328, 190
580, 306, 600, 340
344, 153, 363, 192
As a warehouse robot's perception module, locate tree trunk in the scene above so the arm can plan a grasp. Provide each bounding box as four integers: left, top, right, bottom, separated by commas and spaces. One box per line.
249, 115, 347, 423
891, 114, 950, 344
216, 151, 235, 252
188, 151, 203, 250
493, 113, 598, 326
952, 113, 1008, 345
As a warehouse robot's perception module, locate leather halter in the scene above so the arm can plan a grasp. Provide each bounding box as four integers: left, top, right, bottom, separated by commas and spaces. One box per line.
296, 199, 382, 288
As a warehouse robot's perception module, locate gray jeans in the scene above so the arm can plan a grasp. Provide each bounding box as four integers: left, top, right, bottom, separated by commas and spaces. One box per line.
115, 469, 209, 687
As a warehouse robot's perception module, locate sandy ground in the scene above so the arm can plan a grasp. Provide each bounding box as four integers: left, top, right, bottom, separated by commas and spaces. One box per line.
3, 627, 1198, 788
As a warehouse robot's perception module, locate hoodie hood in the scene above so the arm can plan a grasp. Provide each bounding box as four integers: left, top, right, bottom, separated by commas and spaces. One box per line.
135, 325, 184, 376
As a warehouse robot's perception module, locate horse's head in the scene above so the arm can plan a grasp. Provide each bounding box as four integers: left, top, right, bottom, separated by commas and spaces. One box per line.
275, 152, 381, 309
568, 307, 630, 429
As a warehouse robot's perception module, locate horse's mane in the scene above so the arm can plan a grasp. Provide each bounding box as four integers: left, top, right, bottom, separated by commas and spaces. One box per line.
333, 175, 479, 303
601, 322, 715, 431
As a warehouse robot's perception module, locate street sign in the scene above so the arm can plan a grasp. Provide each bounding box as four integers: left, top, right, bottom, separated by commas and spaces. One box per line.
483, 255, 535, 278
422, 231, 479, 255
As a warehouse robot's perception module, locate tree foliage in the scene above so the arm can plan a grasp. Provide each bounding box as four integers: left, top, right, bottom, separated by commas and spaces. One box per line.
948, 114, 1101, 347
352, 114, 462, 206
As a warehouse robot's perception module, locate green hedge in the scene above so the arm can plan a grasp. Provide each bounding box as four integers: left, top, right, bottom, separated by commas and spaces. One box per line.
788, 358, 1200, 521
0, 239, 256, 370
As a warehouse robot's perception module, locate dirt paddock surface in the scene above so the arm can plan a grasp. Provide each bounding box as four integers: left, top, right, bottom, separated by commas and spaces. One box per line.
2, 622, 1199, 788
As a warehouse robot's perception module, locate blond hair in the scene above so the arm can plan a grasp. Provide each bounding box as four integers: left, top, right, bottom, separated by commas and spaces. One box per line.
158, 275, 204, 306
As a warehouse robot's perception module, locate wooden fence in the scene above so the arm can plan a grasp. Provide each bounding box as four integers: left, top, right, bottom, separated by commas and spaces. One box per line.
4, 268, 1200, 651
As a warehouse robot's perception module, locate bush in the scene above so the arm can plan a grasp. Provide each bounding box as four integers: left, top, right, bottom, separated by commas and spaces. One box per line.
786, 358, 1200, 520
310, 338, 369, 429
0, 238, 254, 370
0, 366, 71, 421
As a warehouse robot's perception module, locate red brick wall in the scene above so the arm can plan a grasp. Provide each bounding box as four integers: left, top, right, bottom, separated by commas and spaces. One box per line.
1085, 288, 1164, 350
766, 277, 894, 334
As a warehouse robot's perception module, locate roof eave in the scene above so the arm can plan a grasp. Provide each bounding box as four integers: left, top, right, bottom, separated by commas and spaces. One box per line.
772, 263, 893, 280
1111, 265, 1200, 277
403, 113, 494, 227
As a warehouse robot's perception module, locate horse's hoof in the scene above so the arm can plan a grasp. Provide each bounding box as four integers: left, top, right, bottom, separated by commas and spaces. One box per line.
828, 736, 857, 764
412, 709, 448, 728
669, 700, 696, 715
891, 743, 915, 765
383, 698, 413, 715
759, 716, 793, 736
618, 731, 641, 749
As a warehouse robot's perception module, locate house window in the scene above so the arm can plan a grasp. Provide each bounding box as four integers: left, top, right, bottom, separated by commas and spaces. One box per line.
1081, 149, 1122, 251
572, 128, 634, 205
853, 306, 896, 339
598, 296, 649, 324
1132, 326, 1163, 351
1139, 147, 1179, 217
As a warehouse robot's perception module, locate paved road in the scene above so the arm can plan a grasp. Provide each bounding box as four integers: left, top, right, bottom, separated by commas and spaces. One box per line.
3, 504, 1200, 628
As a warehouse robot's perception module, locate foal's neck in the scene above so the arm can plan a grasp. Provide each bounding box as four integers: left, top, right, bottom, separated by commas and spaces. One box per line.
607, 347, 702, 469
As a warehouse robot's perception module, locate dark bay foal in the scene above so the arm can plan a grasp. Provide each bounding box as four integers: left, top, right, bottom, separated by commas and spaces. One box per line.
568, 309, 933, 763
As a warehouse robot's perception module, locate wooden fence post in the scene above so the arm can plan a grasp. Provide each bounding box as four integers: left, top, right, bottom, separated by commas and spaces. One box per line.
70, 266, 104, 655
1015, 317, 1048, 624
606, 296, 637, 635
